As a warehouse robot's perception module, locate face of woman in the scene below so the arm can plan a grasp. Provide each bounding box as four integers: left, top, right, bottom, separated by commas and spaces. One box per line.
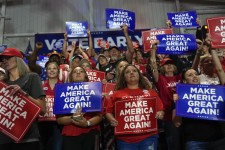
47, 63, 59, 79
163, 63, 175, 73
202, 45, 209, 54
72, 67, 86, 82
201, 57, 214, 72
124, 66, 139, 84
72, 58, 80, 68
118, 61, 129, 74
1, 56, 17, 71
99, 56, 107, 66
184, 69, 200, 84
136, 51, 143, 60
81, 62, 91, 70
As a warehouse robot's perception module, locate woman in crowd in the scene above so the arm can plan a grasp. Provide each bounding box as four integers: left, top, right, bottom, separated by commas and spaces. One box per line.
150, 40, 182, 150
173, 67, 225, 150
0, 48, 46, 150
38, 61, 63, 150
106, 64, 164, 150
56, 66, 102, 150
79, 58, 92, 70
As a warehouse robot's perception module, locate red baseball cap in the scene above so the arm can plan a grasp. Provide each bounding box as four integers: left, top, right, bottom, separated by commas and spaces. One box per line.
0, 48, 23, 58
160, 58, 174, 66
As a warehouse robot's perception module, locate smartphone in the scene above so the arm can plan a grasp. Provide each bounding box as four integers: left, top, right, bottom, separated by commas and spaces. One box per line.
71, 115, 83, 121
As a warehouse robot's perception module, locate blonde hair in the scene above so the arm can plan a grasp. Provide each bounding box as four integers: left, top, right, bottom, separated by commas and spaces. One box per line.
5, 57, 30, 80
16, 57, 30, 76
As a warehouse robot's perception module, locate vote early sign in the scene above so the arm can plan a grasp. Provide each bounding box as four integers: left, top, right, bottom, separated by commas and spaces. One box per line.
176, 84, 225, 121
114, 97, 157, 135
53, 82, 102, 114
0, 82, 41, 142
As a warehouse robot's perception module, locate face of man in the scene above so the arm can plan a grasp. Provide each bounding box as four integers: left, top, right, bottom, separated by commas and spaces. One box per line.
109, 48, 120, 61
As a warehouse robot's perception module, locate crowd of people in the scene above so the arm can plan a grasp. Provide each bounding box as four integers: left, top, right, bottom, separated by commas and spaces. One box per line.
0, 20, 224, 150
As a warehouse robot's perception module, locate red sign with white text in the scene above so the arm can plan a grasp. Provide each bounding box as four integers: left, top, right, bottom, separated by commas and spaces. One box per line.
86, 70, 105, 82
102, 83, 115, 96
0, 82, 41, 142
142, 28, 173, 52
38, 95, 55, 121
102, 83, 115, 110
135, 64, 146, 74
114, 97, 157, 135
207, 16, 225, 48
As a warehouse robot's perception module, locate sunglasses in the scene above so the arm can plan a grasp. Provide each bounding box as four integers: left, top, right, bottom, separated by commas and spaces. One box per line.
0, 56, 13, 62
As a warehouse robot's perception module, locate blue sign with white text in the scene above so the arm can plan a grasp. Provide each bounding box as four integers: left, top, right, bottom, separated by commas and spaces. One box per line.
106, 8, 135, 30
156, 34, 197, 55
176, 84, 225, 121
53, 82, 102, 114
35, 29, 147, 55
167, 11, 198, 28
66, 21, 88, 37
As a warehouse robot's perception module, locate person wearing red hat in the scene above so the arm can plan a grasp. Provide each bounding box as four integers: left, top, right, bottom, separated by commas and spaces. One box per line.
150, 41, 182, 150
0, 47, 46, 150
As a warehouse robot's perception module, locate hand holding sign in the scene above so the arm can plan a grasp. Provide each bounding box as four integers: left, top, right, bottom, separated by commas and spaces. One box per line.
5, 84, 28, 97
121, 24, 129, 34
155, 111, 164, 120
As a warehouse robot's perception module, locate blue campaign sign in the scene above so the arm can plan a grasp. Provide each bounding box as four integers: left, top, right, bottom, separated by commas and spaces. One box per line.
35, 29, 146, 55
0, 45, 7, 53
53, 82, 102, 114
66, 21, 88, 37
176, 84, 225, 121
156, 34, 197, 55
167, 11, 198, 28
36, 55, 49, 81
105, 8, 135, 30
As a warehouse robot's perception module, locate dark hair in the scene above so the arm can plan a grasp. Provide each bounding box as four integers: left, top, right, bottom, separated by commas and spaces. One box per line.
115, 64, 151, 90
69, 66, 89, 82
181, 67, 199, 83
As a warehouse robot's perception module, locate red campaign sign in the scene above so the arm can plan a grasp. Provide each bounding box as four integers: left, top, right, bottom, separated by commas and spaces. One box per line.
134, 64, 146, 74
102, 83, 115, 95
0, 82, 41, 142
38, 95, 55, 121
114, 97, 157, 135
102, 83, 116, 110
207, 17, 225, 48
86, 70, 105, 82
142, 28, 173, 52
